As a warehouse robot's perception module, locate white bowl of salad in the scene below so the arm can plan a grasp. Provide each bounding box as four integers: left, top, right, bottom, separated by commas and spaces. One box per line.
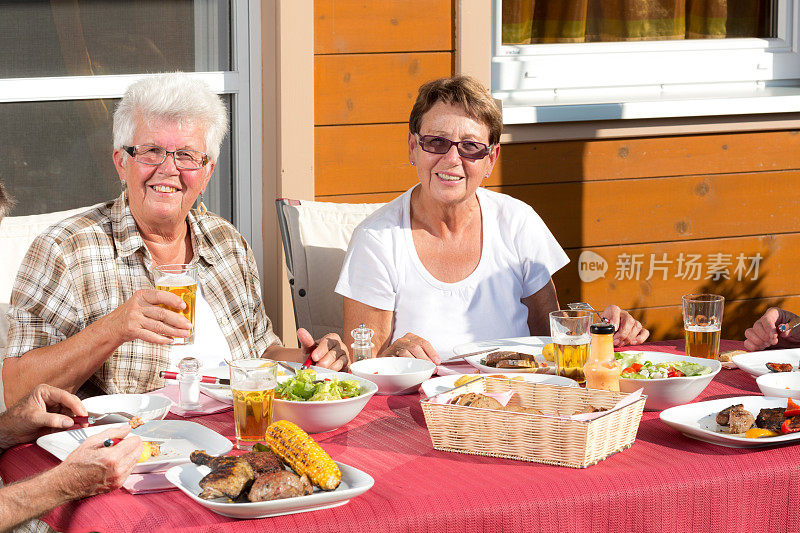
616, 351, 721, 411
273, 364, 378, 433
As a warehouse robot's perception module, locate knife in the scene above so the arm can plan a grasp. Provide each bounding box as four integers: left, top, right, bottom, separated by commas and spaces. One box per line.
779, 316, 800, 333
159, 370, 229, 385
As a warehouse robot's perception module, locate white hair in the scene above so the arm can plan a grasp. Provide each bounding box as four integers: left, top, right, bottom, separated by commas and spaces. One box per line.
113, 72, 228, 162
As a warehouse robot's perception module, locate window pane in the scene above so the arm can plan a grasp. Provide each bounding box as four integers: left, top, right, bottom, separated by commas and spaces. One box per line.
0, 0, 230, 78
0, 97, 233, 222
501, 0, 775, 45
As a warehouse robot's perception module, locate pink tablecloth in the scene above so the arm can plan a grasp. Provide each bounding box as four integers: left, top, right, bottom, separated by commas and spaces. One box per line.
2, 340, 799, 533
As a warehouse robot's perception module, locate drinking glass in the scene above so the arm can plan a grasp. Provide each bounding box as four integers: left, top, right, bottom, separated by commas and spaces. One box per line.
154, 263, 198, 345
682, 293, 724, 359
229, 359, 277, 450
549, 310, 592, 384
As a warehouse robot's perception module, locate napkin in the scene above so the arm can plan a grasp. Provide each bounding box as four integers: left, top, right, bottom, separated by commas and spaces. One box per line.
149, 384, 231, 417
123, 472, 177, 494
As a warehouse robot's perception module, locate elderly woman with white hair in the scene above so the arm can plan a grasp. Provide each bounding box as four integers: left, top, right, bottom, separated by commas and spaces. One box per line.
2, 73, 347, 407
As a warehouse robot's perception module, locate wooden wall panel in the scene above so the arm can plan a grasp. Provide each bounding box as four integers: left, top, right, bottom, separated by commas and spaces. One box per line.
315, 0, 452, 54
494, 172, 800, 248
314, 53, 452, 125
493, 130, 800, 185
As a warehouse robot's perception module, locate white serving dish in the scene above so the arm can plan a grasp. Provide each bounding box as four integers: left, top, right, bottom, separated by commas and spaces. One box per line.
349, 358, 436, 395
756, 372, 800, 399
82, 394, 172, 423
36, 420, 232, 473
660, 395, 800, 448
452, 336, 554, 373
732, 348, 800, 378
618, 351, 721, 411
166, 460, 374, 519
200, 363, 378, 434
419, 372, 576, 398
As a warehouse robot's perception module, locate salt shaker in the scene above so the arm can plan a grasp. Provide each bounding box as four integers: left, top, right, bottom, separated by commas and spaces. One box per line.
178, 356, 202, 411
351, 323, 374, 361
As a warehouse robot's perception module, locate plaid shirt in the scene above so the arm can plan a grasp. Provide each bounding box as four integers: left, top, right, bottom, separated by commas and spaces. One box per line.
3, 192, 280, 395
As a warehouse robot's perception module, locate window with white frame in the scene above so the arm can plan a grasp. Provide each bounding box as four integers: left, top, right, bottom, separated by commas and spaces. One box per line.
0, 0, 260, 253
491, 1, 800, 123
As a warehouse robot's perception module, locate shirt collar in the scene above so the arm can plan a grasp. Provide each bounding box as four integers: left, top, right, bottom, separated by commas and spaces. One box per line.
111, 191, 219, 266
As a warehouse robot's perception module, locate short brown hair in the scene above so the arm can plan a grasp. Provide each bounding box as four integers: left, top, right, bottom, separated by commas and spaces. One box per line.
409, 75, 502, 146
0, 181, 14, 220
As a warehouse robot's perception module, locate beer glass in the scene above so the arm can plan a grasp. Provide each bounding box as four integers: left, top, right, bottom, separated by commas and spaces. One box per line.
154, 264, 198, 345
682, 294, 724, 359
549, 310, 592, 384
229, 359, 277, 449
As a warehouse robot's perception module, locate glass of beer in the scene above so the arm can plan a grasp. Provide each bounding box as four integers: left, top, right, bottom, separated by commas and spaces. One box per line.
154, 263, 198, 345
229, 358, 277, 450
682, 293, 724, 359
549, 310, 592, 384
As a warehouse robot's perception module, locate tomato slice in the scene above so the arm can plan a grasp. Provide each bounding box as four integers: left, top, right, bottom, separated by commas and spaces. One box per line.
630, 363, 643, 372
785, 398, 800, 417
667, 367, 685, 378
781, 416, 800, 434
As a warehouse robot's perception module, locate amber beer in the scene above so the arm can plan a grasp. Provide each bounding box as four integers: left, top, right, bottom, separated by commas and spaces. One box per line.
554, 337, 591, 384
229, 359, 277, 449
155, 273, 197, 345
684, 325, 721, 359
232, 388, 275, 443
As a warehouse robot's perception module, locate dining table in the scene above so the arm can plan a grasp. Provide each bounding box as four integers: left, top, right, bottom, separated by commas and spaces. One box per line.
1, 339, 798, 533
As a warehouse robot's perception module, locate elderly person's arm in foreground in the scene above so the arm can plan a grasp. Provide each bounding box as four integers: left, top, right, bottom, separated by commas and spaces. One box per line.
744, 307, 800, 351
0, 384, 141, 530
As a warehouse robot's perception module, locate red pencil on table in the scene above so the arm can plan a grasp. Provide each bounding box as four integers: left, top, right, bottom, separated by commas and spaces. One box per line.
158, 370, 230, 385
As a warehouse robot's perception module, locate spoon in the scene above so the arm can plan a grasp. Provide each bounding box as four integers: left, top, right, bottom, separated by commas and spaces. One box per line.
567, 302, 610, 323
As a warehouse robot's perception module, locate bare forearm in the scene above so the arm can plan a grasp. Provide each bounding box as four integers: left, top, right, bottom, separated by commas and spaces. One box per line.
3, 315, 122, 406
0, 466, 74, 531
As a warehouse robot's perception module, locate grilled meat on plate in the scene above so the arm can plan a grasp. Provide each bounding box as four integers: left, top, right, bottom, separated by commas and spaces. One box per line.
716, 404, 744, 426
190, 450, 255, 500
248, 470, 313, 502
239, 450, 284, 475
727, 406, 755, 434
756, 407, 786, 433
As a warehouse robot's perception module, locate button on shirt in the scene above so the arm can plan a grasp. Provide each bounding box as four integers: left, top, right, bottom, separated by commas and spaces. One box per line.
3, 192, 280, 395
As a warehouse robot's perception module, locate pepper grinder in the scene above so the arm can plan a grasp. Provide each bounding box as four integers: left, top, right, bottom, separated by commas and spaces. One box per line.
351, 323, 374, 361
178, 356, 202, 411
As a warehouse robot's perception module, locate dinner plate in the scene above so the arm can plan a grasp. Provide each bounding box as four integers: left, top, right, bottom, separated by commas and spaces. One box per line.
452, 336, 554, 373
659, 395, 800, 448
419, 373, 577, 397
731, 348, 800, 378
36, 420, 232, 473
165, 460, 374, 519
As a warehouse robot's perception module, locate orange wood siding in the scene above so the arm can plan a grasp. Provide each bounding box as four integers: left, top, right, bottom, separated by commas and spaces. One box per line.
313, 2, 800, 342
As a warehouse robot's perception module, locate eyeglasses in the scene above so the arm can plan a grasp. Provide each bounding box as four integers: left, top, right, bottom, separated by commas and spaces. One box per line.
122, 145, 209, 170
414, 134, 492, 160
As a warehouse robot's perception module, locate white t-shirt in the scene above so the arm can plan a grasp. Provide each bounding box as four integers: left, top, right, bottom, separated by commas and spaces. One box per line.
167, 284, 232, 370
335, 186, 569, 359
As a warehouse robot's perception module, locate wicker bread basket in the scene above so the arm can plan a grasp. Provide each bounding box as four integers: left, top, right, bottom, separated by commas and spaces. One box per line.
420, 377, 646, 468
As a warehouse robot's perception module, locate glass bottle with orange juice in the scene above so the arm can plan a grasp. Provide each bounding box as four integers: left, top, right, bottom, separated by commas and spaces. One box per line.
583, 323, 620, 392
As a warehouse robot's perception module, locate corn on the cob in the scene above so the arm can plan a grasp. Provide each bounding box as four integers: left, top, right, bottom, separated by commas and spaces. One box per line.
265, 420, 341, 490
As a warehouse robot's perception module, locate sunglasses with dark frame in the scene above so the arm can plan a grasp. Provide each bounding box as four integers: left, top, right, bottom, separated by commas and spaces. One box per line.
414, 134, 493, 160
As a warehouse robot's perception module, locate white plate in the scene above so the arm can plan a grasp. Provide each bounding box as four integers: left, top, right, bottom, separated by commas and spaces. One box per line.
36, 420, 232, 473
82, 394, 171, 423
660, 395, 800, 448
419, 373, 577, 397
450, 336, 552, 365
165, 461, 374, 519
731, 348, 800, 378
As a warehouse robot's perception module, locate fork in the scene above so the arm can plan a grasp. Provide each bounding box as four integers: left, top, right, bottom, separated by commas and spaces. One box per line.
567, 302, 610, 323
73, 411, 137, 425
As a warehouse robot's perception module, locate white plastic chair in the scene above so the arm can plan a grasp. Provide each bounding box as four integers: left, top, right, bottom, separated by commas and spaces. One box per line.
276, 198, 385, 340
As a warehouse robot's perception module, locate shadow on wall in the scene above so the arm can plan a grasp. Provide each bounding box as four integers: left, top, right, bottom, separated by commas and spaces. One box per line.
629, 253, 784, 343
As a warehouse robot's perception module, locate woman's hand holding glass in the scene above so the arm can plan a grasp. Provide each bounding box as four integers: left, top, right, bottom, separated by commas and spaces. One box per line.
106, 289, 192, 345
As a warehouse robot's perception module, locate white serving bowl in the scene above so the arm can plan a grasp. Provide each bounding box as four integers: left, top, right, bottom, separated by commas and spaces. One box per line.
274, 364, 378, 434
82, 394, 172, 423
349, 358, 436, 395
618, 351, 721, 411
756, 372, 800, 399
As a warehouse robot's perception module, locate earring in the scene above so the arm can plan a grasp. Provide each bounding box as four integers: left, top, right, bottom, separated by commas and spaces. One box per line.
197, 192, 208, 217
410, 162, 415, 166
120, 179, 126, 189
